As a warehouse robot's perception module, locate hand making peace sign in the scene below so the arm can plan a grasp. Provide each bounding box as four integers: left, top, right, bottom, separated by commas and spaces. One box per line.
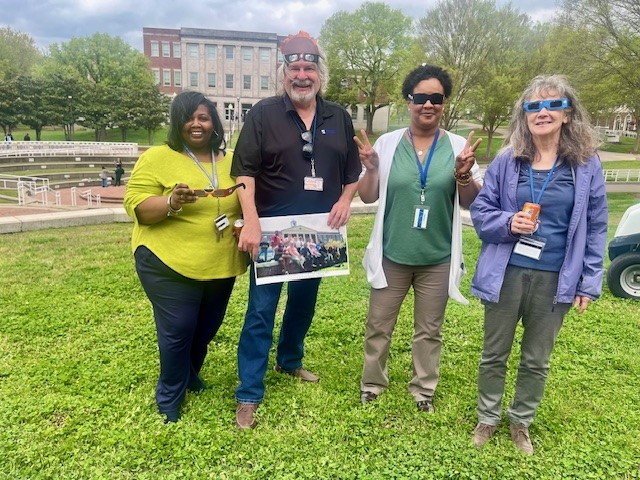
455, 130, 482, 175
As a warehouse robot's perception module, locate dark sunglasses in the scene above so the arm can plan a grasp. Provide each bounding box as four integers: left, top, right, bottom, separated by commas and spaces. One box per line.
284, 53, 320, 64
408, 93, 445, 105
301, 131, 313, 160
523, 98, 570, 113
193, 183, 246, 198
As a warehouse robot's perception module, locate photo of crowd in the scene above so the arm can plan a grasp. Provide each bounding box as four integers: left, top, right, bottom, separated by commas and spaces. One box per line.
254, 213, 349, 284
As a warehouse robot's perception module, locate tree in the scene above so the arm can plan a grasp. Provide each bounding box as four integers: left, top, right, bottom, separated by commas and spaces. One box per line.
134, 86, 171, 145
0, 27, 40, 81
320, 2, 413, 134
417, 0, 530, 130
561, 0, 640, 152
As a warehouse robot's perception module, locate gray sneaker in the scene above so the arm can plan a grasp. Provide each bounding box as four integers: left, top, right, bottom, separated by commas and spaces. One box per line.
510, 423, 534, 455
360, 391, 378, 405
472, 422, 497, 449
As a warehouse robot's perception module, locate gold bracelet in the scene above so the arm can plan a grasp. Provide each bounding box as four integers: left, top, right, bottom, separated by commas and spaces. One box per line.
453, 169, 472, 186
167, 195, 183, 216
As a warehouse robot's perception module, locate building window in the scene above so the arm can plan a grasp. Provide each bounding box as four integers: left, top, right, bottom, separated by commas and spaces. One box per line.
206, 44, 217, 60
174, 70, 182, 87
243, 75, 252, 90
152, 68, 160, 85
190, 72, 198, 87
188, 44, 198, 59
173, 42, 181, 58
260, 75, 269, 90
225, 74, 234, 89
259, 47, 270, 62
224, 46, 234, 60
163, 69, 171, 86
242, 47, 253, 62
207, 73, 217, 88
162, 42, 170, 57
150, 41, 159, 57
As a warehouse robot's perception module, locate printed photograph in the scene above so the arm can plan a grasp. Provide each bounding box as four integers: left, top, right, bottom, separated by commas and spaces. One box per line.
254, 213, 349, 285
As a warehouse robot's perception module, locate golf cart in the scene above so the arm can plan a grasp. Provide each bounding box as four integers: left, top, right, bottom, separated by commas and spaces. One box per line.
607, 203, 640, 299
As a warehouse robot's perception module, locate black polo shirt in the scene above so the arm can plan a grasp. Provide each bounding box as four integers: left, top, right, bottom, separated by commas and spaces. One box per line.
231, 94, 361, 217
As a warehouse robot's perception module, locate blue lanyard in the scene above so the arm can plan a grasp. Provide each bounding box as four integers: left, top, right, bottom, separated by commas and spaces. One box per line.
529, 156, 559, 204
408, 128, 439, 202
184, 146, 218, 189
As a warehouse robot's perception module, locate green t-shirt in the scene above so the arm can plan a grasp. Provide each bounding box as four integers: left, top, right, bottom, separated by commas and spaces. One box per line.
382, 134, 455, 266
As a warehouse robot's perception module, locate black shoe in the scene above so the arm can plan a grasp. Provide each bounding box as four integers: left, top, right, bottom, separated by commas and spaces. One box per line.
417, 398, 435, 413
188, 377, 208, 394
360, 391, 378, 405
162, 410, 181, 424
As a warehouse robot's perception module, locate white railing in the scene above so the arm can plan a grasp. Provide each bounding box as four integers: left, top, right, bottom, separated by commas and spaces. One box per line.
16, 178, 52, 206
603, 169, 640, 183
0, 141, 138, 158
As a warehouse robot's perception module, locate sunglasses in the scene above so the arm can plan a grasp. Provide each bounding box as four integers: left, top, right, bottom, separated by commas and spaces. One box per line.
193, 183, 246, 198
301, 131, 313, 160
523, 98, 571, 113
408, 93, 445, 105
284, 53, 320, 64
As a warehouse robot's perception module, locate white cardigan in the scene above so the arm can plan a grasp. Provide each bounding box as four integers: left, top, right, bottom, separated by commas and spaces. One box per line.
361, 128, 482, 305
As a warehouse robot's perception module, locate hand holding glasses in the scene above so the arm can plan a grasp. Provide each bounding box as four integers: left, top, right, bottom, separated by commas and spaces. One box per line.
193, 183, 246, 198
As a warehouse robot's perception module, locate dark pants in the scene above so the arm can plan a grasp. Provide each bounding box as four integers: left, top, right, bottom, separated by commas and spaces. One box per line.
235, 264, 321, 403
135, 246, 236, 414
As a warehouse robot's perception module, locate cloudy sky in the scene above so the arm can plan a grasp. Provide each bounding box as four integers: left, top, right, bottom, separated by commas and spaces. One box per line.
3, 0, 560, 52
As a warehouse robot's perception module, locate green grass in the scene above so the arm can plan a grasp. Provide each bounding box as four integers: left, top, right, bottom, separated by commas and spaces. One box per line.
0, 202, 639, 477
599, 136, 639, 154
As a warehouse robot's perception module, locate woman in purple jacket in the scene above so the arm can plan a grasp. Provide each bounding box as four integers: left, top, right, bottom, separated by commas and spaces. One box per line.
469, 75, 608, 455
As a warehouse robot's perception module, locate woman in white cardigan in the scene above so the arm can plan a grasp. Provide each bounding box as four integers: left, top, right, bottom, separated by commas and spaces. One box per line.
355, 64, 482, 412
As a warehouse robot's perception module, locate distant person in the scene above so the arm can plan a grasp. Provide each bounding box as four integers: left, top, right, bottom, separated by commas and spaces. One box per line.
123, 90, 248, 423
469, 74, 608, 455
23, 133, 31, 141
114, 162, 125, 186
4, 133, 13, 142
100, 167, 109, 187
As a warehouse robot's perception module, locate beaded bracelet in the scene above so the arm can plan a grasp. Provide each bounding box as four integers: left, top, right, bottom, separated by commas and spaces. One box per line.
453, 169, 472, 187
167, 195, 183, 216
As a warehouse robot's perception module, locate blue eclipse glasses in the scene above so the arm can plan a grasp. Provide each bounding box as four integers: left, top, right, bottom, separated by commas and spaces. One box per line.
523, 98, 571, 113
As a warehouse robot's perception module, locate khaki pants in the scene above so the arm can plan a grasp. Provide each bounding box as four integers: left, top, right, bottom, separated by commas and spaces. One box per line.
361, 257, 450, 401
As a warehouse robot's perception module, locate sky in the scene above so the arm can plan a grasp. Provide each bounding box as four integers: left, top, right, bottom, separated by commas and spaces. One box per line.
2, 0, 560, 53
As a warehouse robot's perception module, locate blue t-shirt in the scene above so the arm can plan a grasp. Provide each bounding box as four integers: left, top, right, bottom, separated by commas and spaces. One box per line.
509, 160, 575, 272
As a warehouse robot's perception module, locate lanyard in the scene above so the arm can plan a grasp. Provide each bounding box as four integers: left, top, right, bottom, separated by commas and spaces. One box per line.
184, 146, 218, 189
408, 128, 440, 203
529, 156, 559, 204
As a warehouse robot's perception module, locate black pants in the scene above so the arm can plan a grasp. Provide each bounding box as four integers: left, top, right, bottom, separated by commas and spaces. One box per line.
134, 246, 235, 414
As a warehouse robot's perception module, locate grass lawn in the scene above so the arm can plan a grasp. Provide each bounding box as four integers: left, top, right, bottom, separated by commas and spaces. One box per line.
0, 196, 639, 479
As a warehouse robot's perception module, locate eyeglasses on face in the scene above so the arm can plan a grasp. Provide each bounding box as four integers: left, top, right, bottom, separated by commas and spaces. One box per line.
193, 183, 246, 198
301, 131, 313, 160
523, 98, 571, 113
284, 53, 320, 64
408, 93, 445, 105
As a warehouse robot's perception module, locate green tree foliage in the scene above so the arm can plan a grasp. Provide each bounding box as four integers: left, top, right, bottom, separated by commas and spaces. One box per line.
320, 2, 413, 134
561, 0, 640, 152
417, 0, 530, 130
0, 27, 41, 81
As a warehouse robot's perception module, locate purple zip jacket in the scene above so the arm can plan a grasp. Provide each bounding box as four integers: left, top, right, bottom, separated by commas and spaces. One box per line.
470, 149, 608, 304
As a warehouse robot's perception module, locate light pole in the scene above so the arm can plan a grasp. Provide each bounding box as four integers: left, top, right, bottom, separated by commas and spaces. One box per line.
237, 96, 241, 133
228, 103, 235, 141
67, 95, 74, 141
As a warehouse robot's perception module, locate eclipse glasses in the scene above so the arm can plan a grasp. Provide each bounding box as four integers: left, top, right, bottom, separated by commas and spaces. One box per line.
193, 183, 246, 198
283, 53, 320, 64
408, 93, 445, 105
523, 98, 571, 113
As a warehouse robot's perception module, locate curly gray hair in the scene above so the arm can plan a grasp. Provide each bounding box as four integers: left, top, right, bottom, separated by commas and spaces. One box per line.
502, 74, 599, 165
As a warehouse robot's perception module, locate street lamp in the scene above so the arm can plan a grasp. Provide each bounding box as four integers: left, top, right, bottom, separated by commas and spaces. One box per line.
67, 95, 74, 141
237, 96, 241, 132
228, 103, 235, 140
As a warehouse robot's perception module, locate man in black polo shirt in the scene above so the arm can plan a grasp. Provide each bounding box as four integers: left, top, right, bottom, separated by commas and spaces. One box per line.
231, 30, 361, 429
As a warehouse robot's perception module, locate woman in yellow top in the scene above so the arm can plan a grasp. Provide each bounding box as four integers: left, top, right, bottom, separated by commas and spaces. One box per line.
124, 91, 247, 423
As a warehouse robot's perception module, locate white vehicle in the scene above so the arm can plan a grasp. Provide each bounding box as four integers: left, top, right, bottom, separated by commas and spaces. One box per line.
607, 203, 640, 299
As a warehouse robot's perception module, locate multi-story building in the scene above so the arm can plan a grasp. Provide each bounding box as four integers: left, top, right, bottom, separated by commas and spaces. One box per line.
143, 27, 283, 137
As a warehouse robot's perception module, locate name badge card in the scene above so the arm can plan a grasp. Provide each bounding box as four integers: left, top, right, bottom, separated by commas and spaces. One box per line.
413, 205, 430, 230
304, 176, 324, 191
513, 236, 547, 260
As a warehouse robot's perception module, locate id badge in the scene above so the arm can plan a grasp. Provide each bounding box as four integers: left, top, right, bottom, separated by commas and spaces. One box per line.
214, 214, 230, 232
513, 235, 546, 260
413, 205, 430, 229
304, 176, 324, 191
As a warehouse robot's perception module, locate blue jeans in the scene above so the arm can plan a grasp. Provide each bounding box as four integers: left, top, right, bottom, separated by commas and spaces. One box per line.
235, 264, 321, 404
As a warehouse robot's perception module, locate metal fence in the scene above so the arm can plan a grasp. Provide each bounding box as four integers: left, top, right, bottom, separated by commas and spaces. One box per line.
603, 169, 640, 183
0, 141, 138, 158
